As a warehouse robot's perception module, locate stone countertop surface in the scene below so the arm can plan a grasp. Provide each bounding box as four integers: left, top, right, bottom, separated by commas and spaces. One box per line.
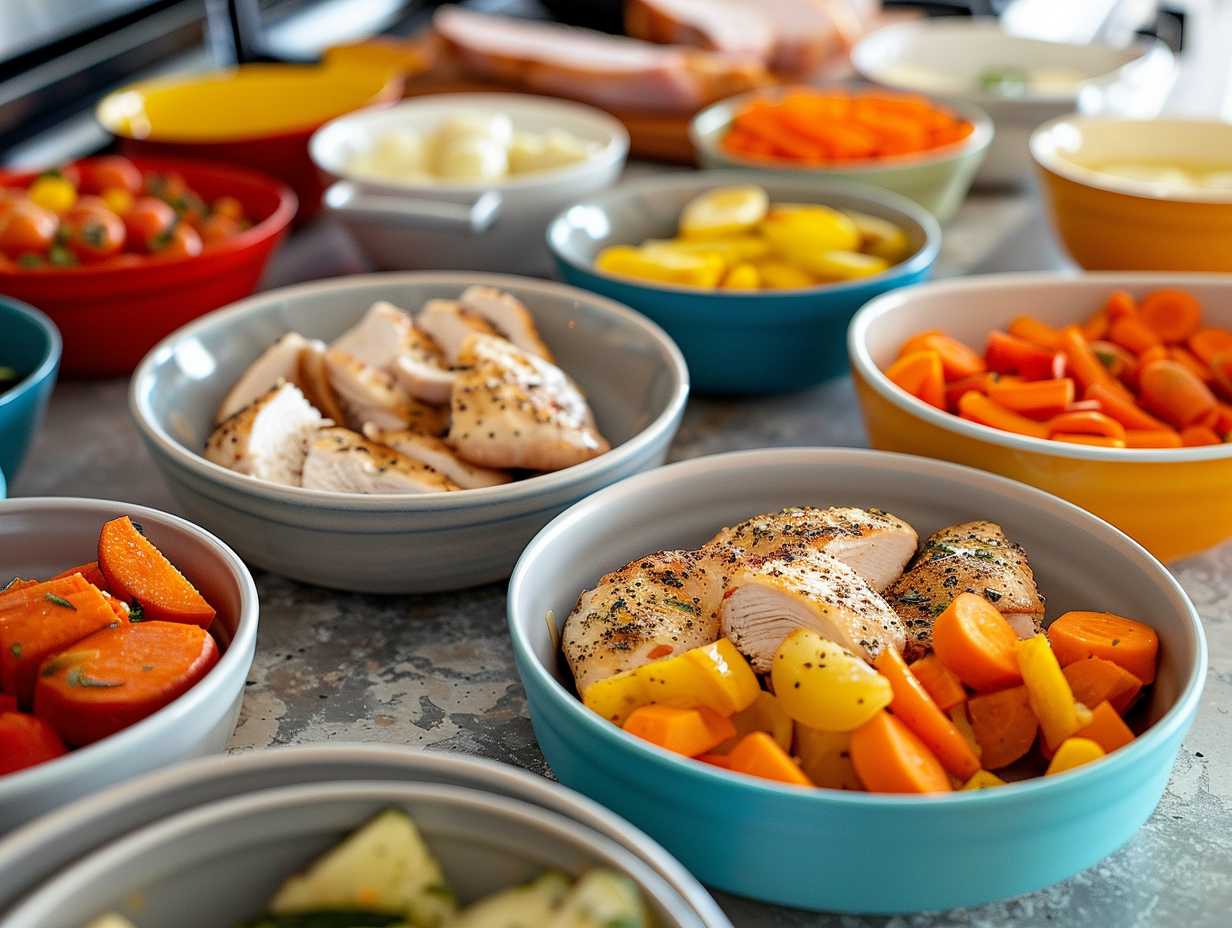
10, 198, 1231, 927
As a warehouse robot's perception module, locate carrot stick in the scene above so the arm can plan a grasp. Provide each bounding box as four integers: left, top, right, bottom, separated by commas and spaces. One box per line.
985, 331, 1065, 380
1188, 328, 1232, 365
1109, 316, 1162, 356
875, 647, 980, 779
1084, 383, 1168, 430
1088, 340, 1136, 380
0, 712, 67, 775
624, 704, 735, 757
1125, 428, 1183, 449
987, 378, 1074, 417
886, 350, 945, 409
1047, 611, 1158, 684
50, 562, 108, 590
932, 592, 1023, 691
727, 731, 814, 786
1059, 325, 1124, 395
1050, 434, 1126, 448
1062, 657, 1142, 714
958, 392, 1050, 439
965, 685, 1038, 769
1181, 424, 1222, 446
98, 516, 216, 628
1072, 701, 1135, 753
1137, 359, 1217, 428
1008, 315, 1061, 350
850, 710, 951, 794
1046, 411, 1126, 440
1105, 290, 1138, 321
906, 334, 986, 381
1139, 289, 1202, 343
909, 654, 967, 711
944, 372, 1000, 411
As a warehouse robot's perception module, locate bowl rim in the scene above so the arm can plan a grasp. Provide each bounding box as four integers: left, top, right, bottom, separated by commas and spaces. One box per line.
849, 271, 1232, 462
689, 85, 995, 175
0, 497, 259, 797
129, 270, 690, 511
0, 157, 298, 281
1029, 114, 1232, 205
507, 446, 1207, 807
0, 297, 61, 411
309, 92, 632, 195
545, 169, 942, 299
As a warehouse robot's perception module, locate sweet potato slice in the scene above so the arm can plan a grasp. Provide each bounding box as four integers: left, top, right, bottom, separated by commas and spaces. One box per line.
97, 517, 216, 628
50, 561, 109, 590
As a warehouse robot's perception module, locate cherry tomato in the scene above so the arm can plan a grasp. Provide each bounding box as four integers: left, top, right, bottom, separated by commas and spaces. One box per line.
143, 171, 187, 199
50, 163, 82, 189
212, 195, 244, 220
78, 156, 142, 195
101, 187, 135, 215
27, 174, 77, 214
62, 205, 125, 261
200, 212, 242, 245
71, 195, 112, 215
0, 201, 57, 258
167, 191, 208, 228
123, 197, 176, 252
151, 222, 203, 259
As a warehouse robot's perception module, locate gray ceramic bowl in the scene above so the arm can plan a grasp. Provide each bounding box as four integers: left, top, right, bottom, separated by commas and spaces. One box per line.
130, 272, 688, 593
0, 498, 257, 832
3, 780, 715, 928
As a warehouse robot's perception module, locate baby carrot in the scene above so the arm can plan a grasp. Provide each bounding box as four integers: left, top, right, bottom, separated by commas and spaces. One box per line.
985, 331, 1065, 380
1046, 411, 1126, 440
944, 372, 1000, 410
932, 593, 1023, 691
909, 654, 967, 711
1088, 340, 1136, 380
958, 391, 1050, 439
1051, 434, 1127, 448
1059, 326, 1124, 395
1188, 328, 1232, 365
966, 685, 1038, 770
1047, 611, 1159, 684
1084, 383, 1168, 431
887, 350, 945, 409
1062, 657, 1142, 715
1124, 429, 1183, 448
905, 333, 986, 381
1109, 316, 1162, 356
1181, 424, 1221, 446
1139, 289, 1202, 343
875, 647, 980, 779
987, 378, 1074, 417
850, 710, 952, 794
1138, 359, 1217, 428
1008, 315, 1061, 350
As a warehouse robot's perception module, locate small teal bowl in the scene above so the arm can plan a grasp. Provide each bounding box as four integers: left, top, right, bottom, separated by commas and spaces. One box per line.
507, 448, 1206, 913
0, 297, 61, 483
547, 171, 940, 396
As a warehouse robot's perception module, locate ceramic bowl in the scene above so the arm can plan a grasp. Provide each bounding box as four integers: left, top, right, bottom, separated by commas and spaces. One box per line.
0, 744, 729, 924
130, 272, 688, 593
1031, 116, 1232, 272
1, 780, 715, 928
689, 88, 992, 221
507, 447, 1205, 912
310, 93, 629, 276
548, 171, 939, 395
0, 297, 59, 482
853, 20, 1175, 187
0, 498, 258, 832
850, 272, 1232, 561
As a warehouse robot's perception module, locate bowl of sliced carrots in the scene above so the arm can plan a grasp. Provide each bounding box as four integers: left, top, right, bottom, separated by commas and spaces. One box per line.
849, 273, 1232, 561
690, 86, 992, 221
0, 498, 258, 830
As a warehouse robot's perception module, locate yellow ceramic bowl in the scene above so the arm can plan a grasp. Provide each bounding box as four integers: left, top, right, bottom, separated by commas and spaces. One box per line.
1031, 116, 1232, 271
848, 272, 1232, 563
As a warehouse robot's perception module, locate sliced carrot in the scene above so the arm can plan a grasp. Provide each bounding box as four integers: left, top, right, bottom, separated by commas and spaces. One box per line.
1047, 611, 1158, 684
1046, 411, 1126, 440
907, 334, 985, 381
886, 349, 945, 409
849, 710, 951, 794
932, 592, 1023, 691
1083, 305, 1110, 341
1188, 328, 1232, 365
898, 329, 943, 357
1088, 340, 1136, 380
966, 685, 1039, 770
1209, 352, 1232, 402
1139, 289, 1202, 343
1138, 359, 1217, 428
97, 516, 216, 628
1181, 424, 1222, 446
2, 578, 38, 594
1124, 429, 1183, 448
0, 712, 67, 776
1062, 657, 1142, 714
1008, 315, 1061, 350
985, 331, 1065, 381
727, 731, 813, 786
50, 562, 108, 590
1072, 700, 1135, 754
1168, 346, 1214, 384
1059, 325, 1123, 394
1109, 315, 1162, 356
623, 704, 735, 757
1105, 289, 1138, 321
987, 378, 1074, 417
1198, 402, 1232, 435
909, 654, 967, 711
696, 752, 732, 769
958, 391, 1050, 439
945, 372, 1000, 410
1051, 434, 1126, 448
875, 647, 979, 779
1084, 382, 1168, 431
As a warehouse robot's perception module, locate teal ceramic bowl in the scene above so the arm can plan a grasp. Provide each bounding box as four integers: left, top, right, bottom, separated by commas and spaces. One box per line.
0, 297, 61, 483
507, 448, 1206, 913
548, 171, 939, 395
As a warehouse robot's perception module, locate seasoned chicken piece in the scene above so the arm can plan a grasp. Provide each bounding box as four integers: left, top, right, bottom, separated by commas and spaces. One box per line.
886, 521, 1047, 659
562, 549, 725, 694
416, 299, 498, 364
458, 286, 553, 362
297, 339, 349, 424
216, 333, 311, 423
301, 427, 459, 494
391, 356, 457, 405
448, 334, 609, 471
707, 506, 917, 592
205, 382, 326, 487
721, 547, 906, 672
363, 424, 512, 489
324, 349, 449, 435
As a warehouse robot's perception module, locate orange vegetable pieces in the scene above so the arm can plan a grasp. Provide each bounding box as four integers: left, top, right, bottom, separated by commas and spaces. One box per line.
0, 711, 67, 775
697, 752, 732, 770
966, 685, 1038, 769
727, 731, 813, 787
1188, 328, 1232, 366
1084, 383, 1167, 431
33, 621, 220, 747
1058, 326, 1121, 394
875, 647, 979, 779
1046, 411, 1125, 441
1050, 434, 1126, 449
985, 331, 1064, 381
1105, 290, 1137, 321
887, 350, 945, 409
623, 705, 735, 757
0, 575, 119, 708
1073, 701, 1135, 754
50, 561, 108, 590
945, 373, 999, 411
987, 378, 1074, 417
1109, 316, 1162, 356
850, 710, 951, 794
1181, 425, 1221, 446
906, 334, 985, 381
98, 516, 216, 628
1088, 340, 1136, 379
1125, 429, 1183, 449
1063, 657, 1142, 714
1169, 346, 1214, 385
932, 593, 1023, 691
1138, 360, 1217, 428
958, 391, 1049, 439
1140, 289, 1202, 343
909, 655, 967, 711
1008, 316, 1061, 350
1047, 611, 1158, 684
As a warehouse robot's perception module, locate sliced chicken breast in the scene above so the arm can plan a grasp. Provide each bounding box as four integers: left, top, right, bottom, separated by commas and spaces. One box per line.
330, 301, 416, 370
458, 286, 553, 362
324, 349, 449, 435
885, 521, 1047, 659
562, 549, 725, 694
706, 506, 917, 592
216, 333, 310, 423
363, 424, 512, 489
297, 339, 349, 425
720, 547, 906, 672
205, 382, 326, 487
391, 355, 457, 405
301, 427, 459, 494
416, 299, 497, 364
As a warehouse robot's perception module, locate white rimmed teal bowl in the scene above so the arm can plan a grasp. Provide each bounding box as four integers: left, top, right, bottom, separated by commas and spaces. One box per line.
507, 448, 1205, 913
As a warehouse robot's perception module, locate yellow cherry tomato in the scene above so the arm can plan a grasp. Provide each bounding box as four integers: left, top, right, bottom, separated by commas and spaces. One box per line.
27, 175, 77, 214
101, 187, 135, 216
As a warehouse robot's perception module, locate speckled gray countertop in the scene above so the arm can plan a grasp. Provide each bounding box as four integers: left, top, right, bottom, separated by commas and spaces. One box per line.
10, 197, 1231, 927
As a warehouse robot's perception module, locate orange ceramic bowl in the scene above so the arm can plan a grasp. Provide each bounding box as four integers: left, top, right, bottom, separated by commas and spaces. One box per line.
1031, 116, 1232, 272
0, 158, 295, 378
848, 272, 1232, 563
97, 65, 400, 219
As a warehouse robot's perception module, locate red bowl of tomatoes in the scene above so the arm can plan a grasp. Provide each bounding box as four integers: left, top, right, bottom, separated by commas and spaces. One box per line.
0, 156, 296, 378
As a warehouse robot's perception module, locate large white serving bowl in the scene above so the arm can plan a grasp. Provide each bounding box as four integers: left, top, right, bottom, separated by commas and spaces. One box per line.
129, 272, 688, 593
0, 498, 258, 832
310, 93, 629, 275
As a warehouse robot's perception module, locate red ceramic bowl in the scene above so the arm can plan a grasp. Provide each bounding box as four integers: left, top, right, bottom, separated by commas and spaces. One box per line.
0, 158, 296, 378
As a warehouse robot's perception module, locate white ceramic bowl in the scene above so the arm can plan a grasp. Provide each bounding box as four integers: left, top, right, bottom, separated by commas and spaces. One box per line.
853, 20, 1175, 187
0, 498, 258, 832
1, 780, 716, 928
310, 94, 630, 275
129, 272, 688, 593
